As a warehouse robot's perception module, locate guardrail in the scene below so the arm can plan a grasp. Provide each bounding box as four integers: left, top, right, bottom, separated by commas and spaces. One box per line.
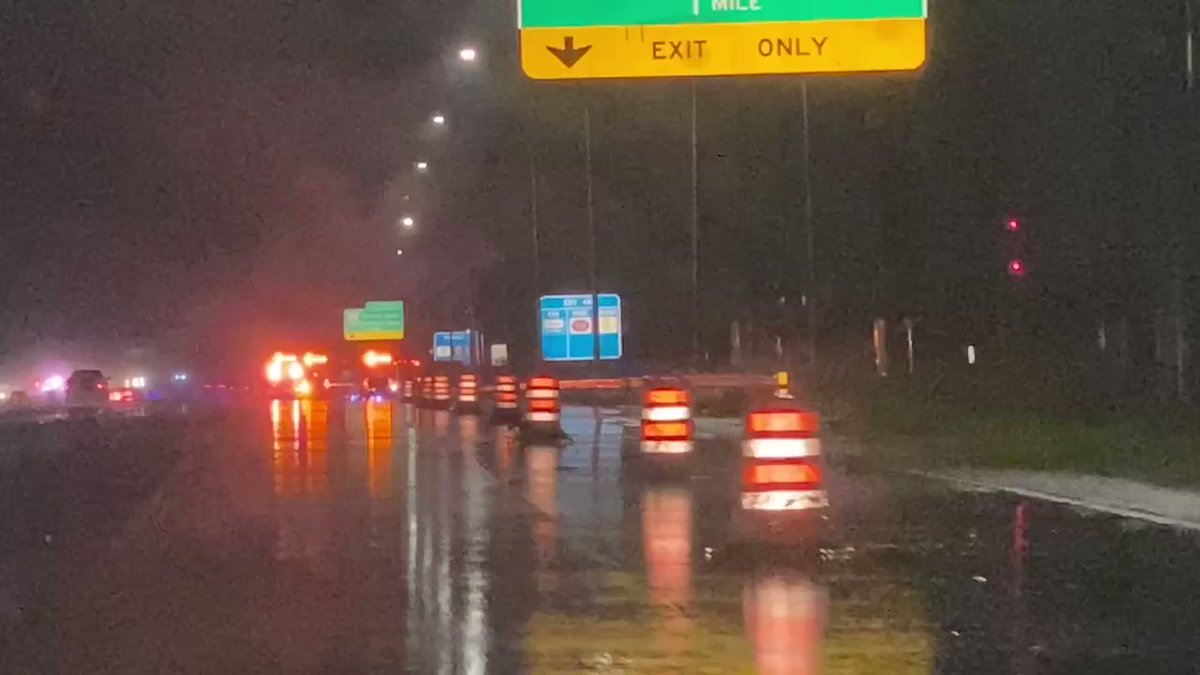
556, 374, 776, 391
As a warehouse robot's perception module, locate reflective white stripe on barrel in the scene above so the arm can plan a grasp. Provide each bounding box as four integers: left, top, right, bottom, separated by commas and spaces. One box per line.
526, 411, 560, 423
642, 405, 691, 422
742, 438, 822, 459
741, 490, 828, 512
640, 440, 693, 455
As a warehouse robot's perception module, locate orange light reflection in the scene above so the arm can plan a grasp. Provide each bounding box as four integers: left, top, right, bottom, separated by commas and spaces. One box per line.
743, 572, 824, 675
526, 445, 559, 593
642, 488, 694, 660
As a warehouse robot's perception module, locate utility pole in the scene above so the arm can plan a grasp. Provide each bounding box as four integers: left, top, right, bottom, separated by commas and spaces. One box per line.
531, 154, 541, 293
585, 105, 600, 365
801, 80, 817, 368
691, 83, 701, 369
1176, 0, 1195, 401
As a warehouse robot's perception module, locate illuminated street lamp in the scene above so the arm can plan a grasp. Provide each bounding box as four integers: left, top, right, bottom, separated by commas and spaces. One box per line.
415, 160, 429, 173
458, 47, 478, 63
431, 113, 446, 126
401, 216, 416, 229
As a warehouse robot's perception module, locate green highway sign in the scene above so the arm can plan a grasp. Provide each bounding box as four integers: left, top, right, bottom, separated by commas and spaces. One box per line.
521, 0, 926, 28
519, 0, 928, 80
344, 301, 405, 342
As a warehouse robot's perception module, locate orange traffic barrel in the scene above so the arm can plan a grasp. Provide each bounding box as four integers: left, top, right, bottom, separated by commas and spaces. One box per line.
491, 374, 520, 424
524, 376, 562, 430
419, 376, 435, 407
457, 373, 480, 412
433, 375, 452, 409
640, 387, 693, 456
740, 408, 826, 512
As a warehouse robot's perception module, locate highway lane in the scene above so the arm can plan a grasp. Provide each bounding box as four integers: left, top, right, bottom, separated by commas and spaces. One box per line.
3, 401, 1200, 673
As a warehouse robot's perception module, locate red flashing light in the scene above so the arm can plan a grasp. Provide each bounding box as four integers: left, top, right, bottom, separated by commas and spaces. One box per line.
1008, 260, 1026, 277
362, 350, 394, 368
1006, 218, 1021, 232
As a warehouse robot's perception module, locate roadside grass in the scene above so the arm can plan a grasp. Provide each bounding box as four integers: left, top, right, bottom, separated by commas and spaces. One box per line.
814, 358, 1200, 487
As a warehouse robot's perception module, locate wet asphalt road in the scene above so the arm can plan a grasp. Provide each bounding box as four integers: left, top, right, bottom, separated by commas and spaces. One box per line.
3, 401, 1200, 674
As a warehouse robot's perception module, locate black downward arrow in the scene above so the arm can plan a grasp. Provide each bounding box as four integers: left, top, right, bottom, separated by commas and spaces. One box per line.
547, 36, 593, 68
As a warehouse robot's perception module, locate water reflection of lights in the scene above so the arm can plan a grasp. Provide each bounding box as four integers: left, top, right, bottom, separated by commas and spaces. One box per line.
271, 400, 301, 497
433, 410, 450, 436
462, 425, 491, 675
526, 445, 559, 593
743, 571, 825, 675
405, 413, 492, 674
301, 401, 328, 494
459, 415, 479, 452
494, 428, 519, 480
270, 399, 331, 562
366, 401, 394, 499
642, 487, 694, 659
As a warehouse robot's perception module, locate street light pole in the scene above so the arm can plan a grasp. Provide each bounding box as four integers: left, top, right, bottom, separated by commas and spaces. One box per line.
801, 80, 817, 368
1175, 0, 1195, 401
531, 153, 541, 292
691, 82, 701, 369
585, 105, 600, 364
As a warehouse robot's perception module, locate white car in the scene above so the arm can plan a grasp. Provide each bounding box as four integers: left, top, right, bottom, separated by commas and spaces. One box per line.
65, 370, 109, 412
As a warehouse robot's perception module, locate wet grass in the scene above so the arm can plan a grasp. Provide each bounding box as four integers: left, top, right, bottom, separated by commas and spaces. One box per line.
815, 361, 1200, 487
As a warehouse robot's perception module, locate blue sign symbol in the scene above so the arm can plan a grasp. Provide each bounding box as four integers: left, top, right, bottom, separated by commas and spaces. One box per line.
433, 330, 477, 366
539, 294, 623, 362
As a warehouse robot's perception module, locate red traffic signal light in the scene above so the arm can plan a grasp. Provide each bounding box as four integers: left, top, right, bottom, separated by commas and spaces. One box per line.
1008, 260, 1026, 277
1005, 218, 1021, 232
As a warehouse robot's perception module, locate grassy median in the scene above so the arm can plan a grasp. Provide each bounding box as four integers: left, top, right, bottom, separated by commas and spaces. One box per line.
814, 355, 1200, 486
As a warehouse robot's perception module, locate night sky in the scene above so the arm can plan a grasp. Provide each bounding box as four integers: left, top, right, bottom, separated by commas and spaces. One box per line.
1, 1, 1196, 385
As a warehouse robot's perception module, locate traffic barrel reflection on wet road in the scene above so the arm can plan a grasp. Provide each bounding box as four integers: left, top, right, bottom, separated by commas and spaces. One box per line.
744, 570, 824, 675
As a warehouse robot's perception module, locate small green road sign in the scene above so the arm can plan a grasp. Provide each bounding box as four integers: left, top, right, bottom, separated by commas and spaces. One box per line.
344, 301, 405, 341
